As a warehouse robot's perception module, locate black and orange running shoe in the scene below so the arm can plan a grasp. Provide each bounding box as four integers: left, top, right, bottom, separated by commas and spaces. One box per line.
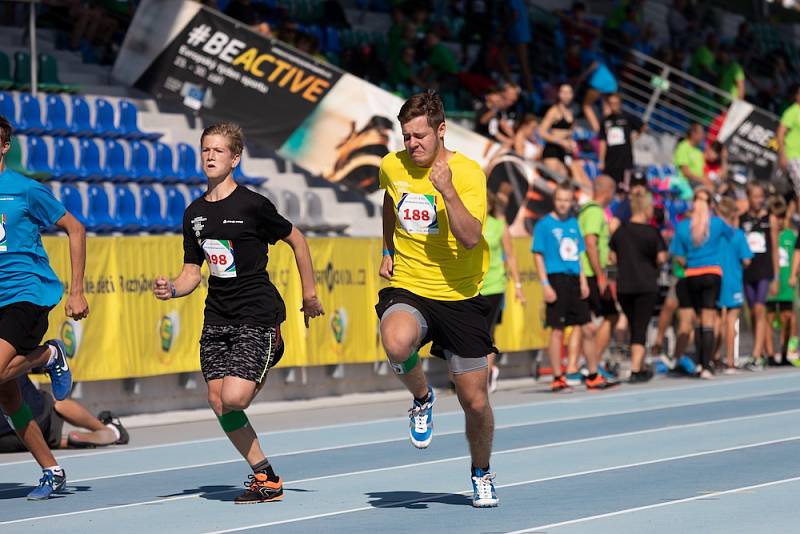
585, 373, 619, 390
235, 473, 284, 504
551, 375, 571, 393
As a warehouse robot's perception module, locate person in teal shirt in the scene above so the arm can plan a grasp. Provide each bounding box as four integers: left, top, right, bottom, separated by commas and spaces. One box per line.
0, 115, 89, 499
481, 192, 524, 393
778, 85, 800, 202
672, 123, 707, 200
766, 200, 797, 365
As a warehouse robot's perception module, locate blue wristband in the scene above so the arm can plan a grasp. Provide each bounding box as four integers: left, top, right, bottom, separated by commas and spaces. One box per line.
541, 279, 550, 286
171, 285, 177, 298
383, 249, 394, 256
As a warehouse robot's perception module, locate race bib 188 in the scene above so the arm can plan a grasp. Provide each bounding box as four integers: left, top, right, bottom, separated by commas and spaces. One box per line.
201, 239, 237, 278
397, 193, 439, 235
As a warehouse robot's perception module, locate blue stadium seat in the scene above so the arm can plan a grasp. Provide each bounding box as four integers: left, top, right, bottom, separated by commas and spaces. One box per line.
44, 95, 70, 136
165, 186, 187, 232
0, 92, 16, 127
53, 137, 80, 182
140, 185, 168, 233
103, 139, 131, 182
18, 93, 45, 135
661, 164, 676, 178
86, 184, 115, 233
69, 96, 96, 137
154, 142, 178, 183
113, 184, 141, 233
130, 141, 154, 182
325, 27, 341, 53
176, 143, 204, 184
189, 186, 205, 201
94, 98, 120, 138
118, 100, 161, 141
25, 135, 52, 177
77, 138, 104, 182
58, 183, 87, 225
233, 161, 265, 186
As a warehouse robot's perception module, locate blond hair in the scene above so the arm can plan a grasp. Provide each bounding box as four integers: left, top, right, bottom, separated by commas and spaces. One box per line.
201, 122, 244, 155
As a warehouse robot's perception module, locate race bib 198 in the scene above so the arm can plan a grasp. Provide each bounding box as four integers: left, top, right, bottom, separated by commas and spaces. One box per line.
201, 239, 237, 278
397, 193, 439, 235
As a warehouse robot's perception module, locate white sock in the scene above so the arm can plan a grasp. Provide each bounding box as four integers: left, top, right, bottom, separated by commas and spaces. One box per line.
45, 465, 63, 475
106, 423, 121, 441
45, 345, 57, 367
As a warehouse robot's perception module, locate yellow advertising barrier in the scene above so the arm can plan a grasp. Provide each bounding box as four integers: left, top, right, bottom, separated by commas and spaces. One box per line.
41, 236, 546, 381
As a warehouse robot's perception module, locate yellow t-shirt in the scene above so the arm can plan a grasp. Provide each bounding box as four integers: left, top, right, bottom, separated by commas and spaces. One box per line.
380, 150, 489, 300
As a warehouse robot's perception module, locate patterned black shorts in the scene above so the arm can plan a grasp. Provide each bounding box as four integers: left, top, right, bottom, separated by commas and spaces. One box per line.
199, 324, 284, 384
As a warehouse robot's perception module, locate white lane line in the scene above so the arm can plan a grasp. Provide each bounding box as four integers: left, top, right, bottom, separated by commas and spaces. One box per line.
505, 475, 800, 533
2, 410, 800, 526
1, 372, 795, 468
202, 435, 800, 534
3, 377, 797, 469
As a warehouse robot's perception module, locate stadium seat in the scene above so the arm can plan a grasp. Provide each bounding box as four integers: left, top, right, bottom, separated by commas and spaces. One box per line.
58, 183, 87, 225
44, 95, 70, 136
18, 93, 45, 135
176, 143, 204, 184
165, 186, 187, 232
13, 52, 32, 90
661, 164, 677, 178
86, 184, 116, 234
77, 138, 104, 182
103, 139, 131, 182
0, 52, 12, 90
53, 137, 80, 182
38, 53, 78, 93
0, 91, 16, 127
140, 185, 168, 233
5, 135, 27, 175
118, 101, 162, 141
154, 142, 179, 183
25, 135, 53, 179
233, 161, 264, 186
281, 190, 302, 222
95, 98, 121, 138
261, 186, 279, 210
69, 96, 96, 137
189, 186, 205, 201
130, 141, 154, 182
113, 184, 141, 233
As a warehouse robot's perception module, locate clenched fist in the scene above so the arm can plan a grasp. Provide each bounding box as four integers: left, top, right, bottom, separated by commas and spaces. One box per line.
429, 159, 454, 195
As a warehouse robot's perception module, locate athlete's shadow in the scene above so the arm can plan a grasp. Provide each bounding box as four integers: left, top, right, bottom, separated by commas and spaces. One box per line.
0, 482, 91, 500
161, 485, 314, 503
366, 490, 471, 509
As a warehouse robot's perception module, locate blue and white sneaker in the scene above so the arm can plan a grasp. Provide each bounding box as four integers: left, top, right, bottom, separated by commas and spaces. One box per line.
408, 386, 434, 449
678, 355, 697, 376
471, 468, 499, 508
598, 364, 618, 382
27, 469, 66, 500
565, 372, 584, 386
45, 339, 72, 401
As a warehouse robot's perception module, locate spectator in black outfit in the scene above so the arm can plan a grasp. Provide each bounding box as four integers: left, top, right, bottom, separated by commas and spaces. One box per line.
598, 93, 644, 192
610, 187, 668, 383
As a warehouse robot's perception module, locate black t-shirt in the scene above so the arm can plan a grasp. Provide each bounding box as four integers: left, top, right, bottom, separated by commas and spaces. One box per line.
183, 186, 293, 327
610, 222, 666, 294
740, 212, 773, 282
599, 112, 642, 171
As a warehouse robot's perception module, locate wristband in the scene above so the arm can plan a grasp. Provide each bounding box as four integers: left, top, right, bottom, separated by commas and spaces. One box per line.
515, 282, 523, 289
383, 249, 394, 256
170, 284, 177, 298
541, 279, 550, 287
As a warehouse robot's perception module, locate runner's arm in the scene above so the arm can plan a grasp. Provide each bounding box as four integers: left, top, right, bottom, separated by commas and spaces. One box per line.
791, 249, 800, 287
283, 227, 324, 327
584, 233, 604, 282
382, 191, 395, 253
55, 211, 89, 319
429, 160, 482, 249
597, 140, 607, 169
158, 263, 202, 299
502, 226, 525, 302
771, 215, 781, 281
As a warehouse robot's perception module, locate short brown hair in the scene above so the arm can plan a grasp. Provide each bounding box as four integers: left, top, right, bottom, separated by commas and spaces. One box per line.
0, 115, 12, 145
398, 90, 445, 129
716, 196, 738, 219
554, 181, 575, 196
201, 122, 244, 155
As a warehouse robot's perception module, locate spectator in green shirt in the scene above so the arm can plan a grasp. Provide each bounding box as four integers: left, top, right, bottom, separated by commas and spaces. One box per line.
778, 85, 800, 202
421, 30, 460, 88
387, 46, 426, 89
673, 123, 709, 199
717, 46, 745, 102
766, 199, 796, 365
689, 34, 718, 83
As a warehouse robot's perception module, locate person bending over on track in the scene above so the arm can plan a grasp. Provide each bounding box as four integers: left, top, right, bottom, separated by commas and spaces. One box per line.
153, 122, 324, 504
376, 91, 499, 508
670, 188, 733, 379
0, 115, 88, 500
533, 181, 590, 393
0, 375, 128, 452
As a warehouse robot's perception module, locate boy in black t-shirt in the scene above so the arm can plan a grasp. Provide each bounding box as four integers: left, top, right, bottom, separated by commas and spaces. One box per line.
154, 122, 324, 504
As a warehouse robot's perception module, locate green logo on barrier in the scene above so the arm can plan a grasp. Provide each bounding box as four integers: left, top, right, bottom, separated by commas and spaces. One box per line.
331, 309, 347, 344
159, 316, 174, 352
60, 321, 77, 359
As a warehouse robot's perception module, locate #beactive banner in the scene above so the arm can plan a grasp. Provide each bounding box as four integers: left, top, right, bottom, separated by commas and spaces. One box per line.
41, 236, 546, 382
717, 100, 780, 183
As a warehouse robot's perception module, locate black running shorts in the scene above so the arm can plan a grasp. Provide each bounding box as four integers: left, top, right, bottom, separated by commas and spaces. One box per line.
199, 324, 284, 384
0, 302, 52, 354
546, 274, 591, 329
586, 276, 618, 318
375, 287, 497, 358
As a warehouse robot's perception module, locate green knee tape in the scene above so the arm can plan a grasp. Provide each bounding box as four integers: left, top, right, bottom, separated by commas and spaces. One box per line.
217, 410, 249, 433
7, 402, 33, 431
389, 350, 419, 375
